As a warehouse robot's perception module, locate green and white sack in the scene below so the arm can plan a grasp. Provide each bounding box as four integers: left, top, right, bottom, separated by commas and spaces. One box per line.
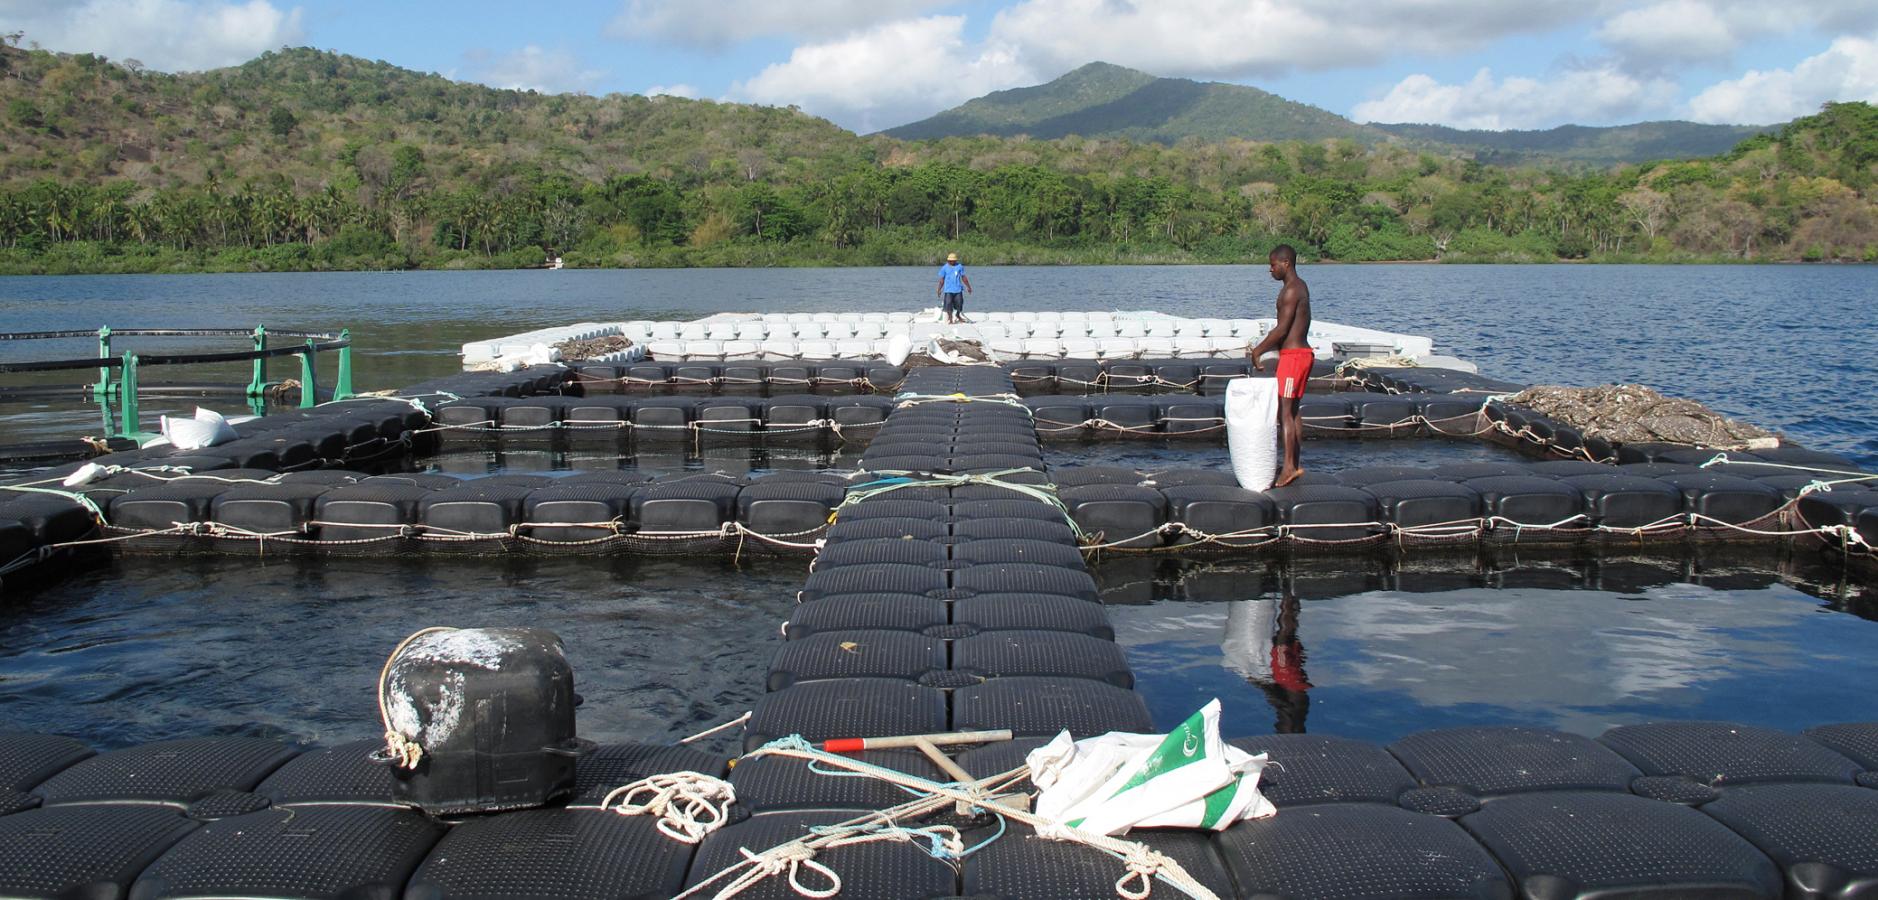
1026, 699, 1275, 836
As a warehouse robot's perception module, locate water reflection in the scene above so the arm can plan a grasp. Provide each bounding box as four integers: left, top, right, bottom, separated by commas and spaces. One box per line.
1221, 589, 1311, 734
1104, 552, 1878, 743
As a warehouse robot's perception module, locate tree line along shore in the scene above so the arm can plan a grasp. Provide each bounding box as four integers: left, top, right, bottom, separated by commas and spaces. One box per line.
0, 45, 1873, 275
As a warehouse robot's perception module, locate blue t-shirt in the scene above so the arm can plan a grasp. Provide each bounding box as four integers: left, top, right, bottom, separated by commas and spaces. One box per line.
938, 262, 966, 293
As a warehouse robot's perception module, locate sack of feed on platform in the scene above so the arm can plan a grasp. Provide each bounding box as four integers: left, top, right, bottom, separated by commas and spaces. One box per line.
885, 332, 913, 366
160, 407, 238, 450
1226, 377, 1279, 491
1026, 699, 1274, 837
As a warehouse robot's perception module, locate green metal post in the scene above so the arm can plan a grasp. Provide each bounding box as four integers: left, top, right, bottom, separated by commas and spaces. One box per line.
333, 329, 355, 401
247, 325, 268, 397
120, 351, 139, 438
299, 340, 318, 409
92, 326, 113, 399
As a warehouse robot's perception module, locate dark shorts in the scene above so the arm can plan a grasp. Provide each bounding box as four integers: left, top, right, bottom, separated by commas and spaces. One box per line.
942, 292, 964, 315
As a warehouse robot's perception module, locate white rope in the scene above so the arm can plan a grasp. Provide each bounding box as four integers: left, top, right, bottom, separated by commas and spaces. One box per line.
601, 771, 737, 844
679, 738, 1221, 900
378, 627, 456, 770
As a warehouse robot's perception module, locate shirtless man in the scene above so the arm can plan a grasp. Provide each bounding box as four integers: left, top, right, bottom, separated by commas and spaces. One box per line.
1246, 245, 1312, 487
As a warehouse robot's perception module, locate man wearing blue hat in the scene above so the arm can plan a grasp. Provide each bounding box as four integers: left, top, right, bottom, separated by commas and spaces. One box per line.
936, 251, 972, 324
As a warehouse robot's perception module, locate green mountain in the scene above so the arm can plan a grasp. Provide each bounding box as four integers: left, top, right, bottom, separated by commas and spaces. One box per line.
882, 62, 1383, 144
1370, 120, 1774, 166
886, 62, 1776, 167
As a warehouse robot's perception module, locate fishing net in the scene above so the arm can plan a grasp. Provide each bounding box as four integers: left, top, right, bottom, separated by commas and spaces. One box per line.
554, 335, 635, 359
1507, 384, 1775, 448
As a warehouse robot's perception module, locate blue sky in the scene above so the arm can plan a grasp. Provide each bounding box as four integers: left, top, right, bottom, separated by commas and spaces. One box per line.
5, 0, 1877, 133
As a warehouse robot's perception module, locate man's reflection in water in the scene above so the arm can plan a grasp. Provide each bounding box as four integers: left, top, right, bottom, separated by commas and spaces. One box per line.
1221, 589, 1311, 733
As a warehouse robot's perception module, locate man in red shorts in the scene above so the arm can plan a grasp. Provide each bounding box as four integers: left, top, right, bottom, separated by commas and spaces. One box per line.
1246, 245, 1313, 487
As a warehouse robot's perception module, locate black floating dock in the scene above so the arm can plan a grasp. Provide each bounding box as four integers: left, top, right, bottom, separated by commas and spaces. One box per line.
3, 363, 1878, 897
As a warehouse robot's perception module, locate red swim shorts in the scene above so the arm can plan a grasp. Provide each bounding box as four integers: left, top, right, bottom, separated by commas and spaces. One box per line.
1275, 348, 1314, 399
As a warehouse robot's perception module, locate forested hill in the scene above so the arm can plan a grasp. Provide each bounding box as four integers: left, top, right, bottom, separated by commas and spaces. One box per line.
1371, 121, 1773, 167
0, 45, 874, 191
883, 62, 1771, 167
1, 42, 1875, 273
882, 62, 1382, 145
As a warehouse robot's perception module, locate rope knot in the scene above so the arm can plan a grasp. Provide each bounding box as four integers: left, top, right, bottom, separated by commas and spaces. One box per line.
382, 729, 424, 770
739, 841, 841, 898
1117, 844, 1177, 900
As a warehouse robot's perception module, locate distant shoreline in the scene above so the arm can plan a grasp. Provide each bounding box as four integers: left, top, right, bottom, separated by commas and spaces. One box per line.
1, 246, 1860, 277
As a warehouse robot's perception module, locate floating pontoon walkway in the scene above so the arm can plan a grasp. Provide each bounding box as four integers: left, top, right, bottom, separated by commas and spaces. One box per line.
1, 315, 1876, 898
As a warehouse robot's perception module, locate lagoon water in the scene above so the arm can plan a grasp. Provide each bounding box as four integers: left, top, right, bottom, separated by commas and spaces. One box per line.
1, 264, 1875, 749
1, 264, 1874, 463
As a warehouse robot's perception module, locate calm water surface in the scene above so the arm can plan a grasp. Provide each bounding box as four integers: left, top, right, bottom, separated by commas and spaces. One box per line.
0, 265, 1872, 464
1, 266, 1875, 748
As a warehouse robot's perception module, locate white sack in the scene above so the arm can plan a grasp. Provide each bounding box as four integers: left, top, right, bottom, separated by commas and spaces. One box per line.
1225, 377, 1279, 491
1026, 699, 1274, 837
160, 407, 238, 450
884, 333, 912, 366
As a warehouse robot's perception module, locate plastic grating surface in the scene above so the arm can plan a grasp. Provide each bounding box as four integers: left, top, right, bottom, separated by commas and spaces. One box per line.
785, 593, 949, 638
683, 810, 958, 900
1388, 727, 1641, 797
744, 680, 949, 752
1227, 734, 1417, 807
952, 565, 1099, 601
1805, 722, 1878, 769
951, 631, 1133, 687
814, 538, 948, 569
127, 805, 444, 900
253, 739, 404, 806
1700, 783, 1878, 896
729, 749, 942, 812
569, 743, 730, 805
0, 732, 93, 792
950, 538, 1088, 569
961, 826, 1235, 900
954, 593, 1114, 640
952, 677, 1152, 737
1600, 722, 1863, 785
1217, 802, 1512, 899
1459, 791, 1782, 899
766, 631, 945, 689
35, 737, 299, 806
405, 809, 692, 900
0, 804, 199, 898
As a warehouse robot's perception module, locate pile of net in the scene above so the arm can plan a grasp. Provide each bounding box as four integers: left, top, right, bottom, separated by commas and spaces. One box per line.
1506, 384, 1776, 448
907, 337, 993, 366
555, 335, 634, 360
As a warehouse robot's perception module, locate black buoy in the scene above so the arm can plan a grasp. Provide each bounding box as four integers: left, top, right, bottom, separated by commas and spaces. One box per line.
375, 627, 591, 815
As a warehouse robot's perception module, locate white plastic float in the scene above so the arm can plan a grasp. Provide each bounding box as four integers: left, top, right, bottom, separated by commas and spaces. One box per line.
462, 310, 1441, 369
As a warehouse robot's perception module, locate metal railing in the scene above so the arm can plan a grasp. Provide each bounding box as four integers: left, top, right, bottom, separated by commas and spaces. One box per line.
0, 326, 355, 440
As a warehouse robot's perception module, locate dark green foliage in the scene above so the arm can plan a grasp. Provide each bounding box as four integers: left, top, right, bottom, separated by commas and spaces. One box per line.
885, 62, 1379, 144
1372, 120, 1771, 168
0, 44, 1872, 272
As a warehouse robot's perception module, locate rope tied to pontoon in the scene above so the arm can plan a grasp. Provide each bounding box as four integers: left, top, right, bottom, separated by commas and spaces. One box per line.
376, 626, 456, 770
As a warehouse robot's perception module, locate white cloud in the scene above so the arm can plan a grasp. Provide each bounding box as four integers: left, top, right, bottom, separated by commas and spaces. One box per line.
1596, 1, 1739, 68
463, 45, 606, 94
1353, 64, 1678, 129
986, 0, 1589, 79
731, 15, 1033, 132
1593, 0, 1878, 71
1687, 33, 1878, 124
609, 0, 952, 48
0, 0, 303, 71
645, 83, 699, 98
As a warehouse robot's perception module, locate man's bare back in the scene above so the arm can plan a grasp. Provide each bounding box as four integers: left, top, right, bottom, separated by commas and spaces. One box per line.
1247, 245, 1312, 487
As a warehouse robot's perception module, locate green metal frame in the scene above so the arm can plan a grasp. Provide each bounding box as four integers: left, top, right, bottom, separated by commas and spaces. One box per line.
108, 326, 353, 441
